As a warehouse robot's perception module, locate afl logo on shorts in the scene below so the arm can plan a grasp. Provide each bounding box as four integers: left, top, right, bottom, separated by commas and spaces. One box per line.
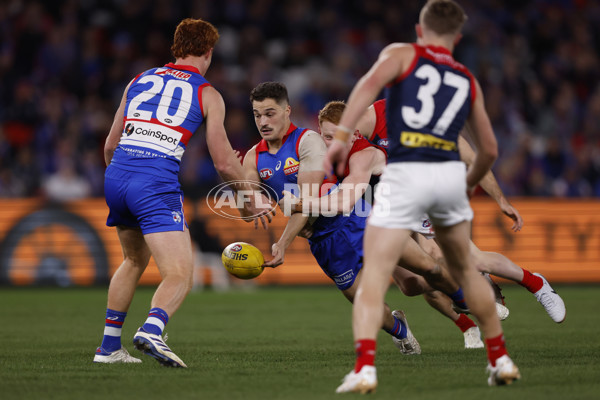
378, 138, 389, 148
125, 123, 134, 136
171, 211, 182, 224
231, 244, 243, 252
422, 219, 432, 228
259, 168, 273, 180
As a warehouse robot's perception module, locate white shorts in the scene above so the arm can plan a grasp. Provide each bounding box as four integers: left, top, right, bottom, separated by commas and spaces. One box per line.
414, 215, 436, 239
368, 161, 473, 230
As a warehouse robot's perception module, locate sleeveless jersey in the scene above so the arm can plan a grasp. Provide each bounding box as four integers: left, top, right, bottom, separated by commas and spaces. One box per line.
255, 124, 347, 239
368, 99, 389, 149
110, 63, 210, 179
386, 44, 476, 164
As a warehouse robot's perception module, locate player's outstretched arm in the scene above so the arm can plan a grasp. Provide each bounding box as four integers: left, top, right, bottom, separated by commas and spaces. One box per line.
205, 87, 274, 225
299, 147, 384, 215
326, 44, 412, 176
265, 131, 326, 268
458, 135, 522, 231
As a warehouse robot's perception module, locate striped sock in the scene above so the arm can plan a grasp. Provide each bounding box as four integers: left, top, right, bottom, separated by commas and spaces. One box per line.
142, 307, 169, 336
449, 288, 468, 310
384, 315, 407, 339
101, 309, 127, 352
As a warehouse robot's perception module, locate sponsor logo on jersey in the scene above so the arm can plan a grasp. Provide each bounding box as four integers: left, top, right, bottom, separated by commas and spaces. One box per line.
400, 131, 457, 151
155, 68, 192, 80
275, 161, 282, 171
231, 244, 243, 252
259, 168, 274, 180
377, 138, 389, 148
120, 120, 183, 153
283, 157, 299, 175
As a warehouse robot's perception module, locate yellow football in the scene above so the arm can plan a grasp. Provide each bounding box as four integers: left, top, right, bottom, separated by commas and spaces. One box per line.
221, 242, 265, 279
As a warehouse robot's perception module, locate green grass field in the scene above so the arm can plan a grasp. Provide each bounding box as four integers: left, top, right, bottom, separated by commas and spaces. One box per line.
1, 284, 598, 400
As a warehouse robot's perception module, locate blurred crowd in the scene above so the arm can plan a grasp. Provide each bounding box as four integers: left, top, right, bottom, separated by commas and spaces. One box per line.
1, 0, 599, 200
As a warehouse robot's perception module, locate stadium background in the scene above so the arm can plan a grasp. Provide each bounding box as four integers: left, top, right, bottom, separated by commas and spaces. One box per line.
1, 0, 599, 287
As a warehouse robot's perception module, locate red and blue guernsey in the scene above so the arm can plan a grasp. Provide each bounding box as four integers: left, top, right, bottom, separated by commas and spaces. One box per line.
255, 124, 371, 290
110, 63, 210, 178
255, 124, 352, 240
385, 44, 476, 164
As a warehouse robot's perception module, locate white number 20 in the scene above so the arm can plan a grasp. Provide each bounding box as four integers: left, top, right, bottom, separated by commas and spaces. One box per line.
401, 64, 470, 136
127, 75, 193, 127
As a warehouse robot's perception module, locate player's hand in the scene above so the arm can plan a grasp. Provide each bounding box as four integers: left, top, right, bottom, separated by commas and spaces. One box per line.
324, 139, 349, 177
263, 242, 284, 268
233, 149, 243, 164
498, 197, 523, 232
278, 190, 301, 216
239, 192, 276, 229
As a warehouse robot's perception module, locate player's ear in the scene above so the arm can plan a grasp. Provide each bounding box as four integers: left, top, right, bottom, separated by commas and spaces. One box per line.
415, 24, 423, 40
453, 33, 463, 46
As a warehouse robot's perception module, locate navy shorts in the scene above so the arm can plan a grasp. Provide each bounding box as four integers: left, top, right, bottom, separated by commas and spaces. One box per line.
309, 212, 366, 291
104, 166, 186, 234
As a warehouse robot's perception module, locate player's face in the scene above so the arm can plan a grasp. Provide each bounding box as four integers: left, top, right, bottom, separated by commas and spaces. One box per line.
252, 99, 290, 142
318, 120, 337, 148
319, 120, 359, 149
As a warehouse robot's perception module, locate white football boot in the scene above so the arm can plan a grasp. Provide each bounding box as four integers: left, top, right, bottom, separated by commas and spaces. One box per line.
487, 355, 521, 386
335, 366, 377, 394
533, 273, 566, 323
463, 326, 484, 349
133, 328, 187, 368
93, 346, 142, 363
391, 310, 421, 355
495, 302, 510, 321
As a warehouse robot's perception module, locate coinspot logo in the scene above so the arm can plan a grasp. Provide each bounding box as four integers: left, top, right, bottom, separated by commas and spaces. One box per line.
206, 180, 277, 220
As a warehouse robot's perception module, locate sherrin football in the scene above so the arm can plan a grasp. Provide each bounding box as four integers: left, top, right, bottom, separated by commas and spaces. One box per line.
221, 242, 265, 279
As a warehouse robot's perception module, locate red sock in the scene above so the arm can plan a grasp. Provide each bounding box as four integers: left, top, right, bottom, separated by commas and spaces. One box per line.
354, 339, 376, 373
520, 268, 543, 293
454, 314, 477, 333
485, 333, 508, 366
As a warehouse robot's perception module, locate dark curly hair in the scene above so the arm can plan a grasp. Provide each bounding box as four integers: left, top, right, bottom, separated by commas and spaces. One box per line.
249, 82, 290, 106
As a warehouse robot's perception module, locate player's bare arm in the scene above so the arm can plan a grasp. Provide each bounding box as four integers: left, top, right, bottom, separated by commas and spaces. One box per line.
298, 147, 384, 215
265, 131, 326, 267
356, 103, 378, 141
464, 78, 498, 192
203, 86, 249, 185
458, 136, 523, 231
104, 83, 131, 166
326, 44, 414, 175
205, 88, 274, 224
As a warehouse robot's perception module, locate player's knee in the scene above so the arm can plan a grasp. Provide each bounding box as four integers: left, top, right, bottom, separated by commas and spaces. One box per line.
422, 264, 444, 282
399, 276, 425, 296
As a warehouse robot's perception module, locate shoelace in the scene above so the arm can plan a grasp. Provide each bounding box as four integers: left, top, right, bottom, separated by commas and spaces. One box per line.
538, 291, 556, 309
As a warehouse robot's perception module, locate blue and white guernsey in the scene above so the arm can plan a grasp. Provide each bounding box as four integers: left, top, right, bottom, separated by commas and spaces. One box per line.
110, 63, 210, 179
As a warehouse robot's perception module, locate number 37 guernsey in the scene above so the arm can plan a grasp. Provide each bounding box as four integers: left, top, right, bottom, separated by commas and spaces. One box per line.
112, 63, 209, 178
386, 44, 476, 164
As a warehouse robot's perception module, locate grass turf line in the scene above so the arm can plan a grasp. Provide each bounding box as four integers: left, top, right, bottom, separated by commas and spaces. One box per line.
0, 285, 598, 400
